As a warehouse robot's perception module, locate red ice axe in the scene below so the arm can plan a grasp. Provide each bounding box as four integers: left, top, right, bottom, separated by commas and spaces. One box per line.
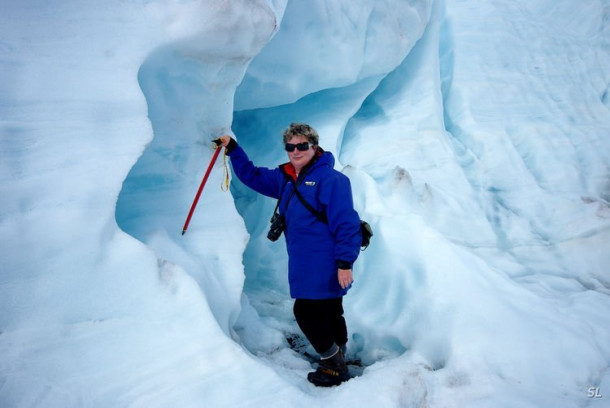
181, 142, 224, 235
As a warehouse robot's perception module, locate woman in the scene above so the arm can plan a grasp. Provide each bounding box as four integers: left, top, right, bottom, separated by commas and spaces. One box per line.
217, 123, 361, 386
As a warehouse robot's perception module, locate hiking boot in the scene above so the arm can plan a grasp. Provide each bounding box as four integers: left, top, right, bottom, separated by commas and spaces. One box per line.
307, 348, 350, 387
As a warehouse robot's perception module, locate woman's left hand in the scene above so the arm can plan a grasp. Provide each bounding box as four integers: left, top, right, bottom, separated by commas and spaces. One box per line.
338, 268, 353, 289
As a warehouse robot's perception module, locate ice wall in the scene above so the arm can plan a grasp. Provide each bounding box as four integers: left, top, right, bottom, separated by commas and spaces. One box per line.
1, 0, 610, 407
1, 1, 294, 406
116, 0, 281, 334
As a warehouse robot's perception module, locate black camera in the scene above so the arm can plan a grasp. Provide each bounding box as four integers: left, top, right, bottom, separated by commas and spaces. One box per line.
267, 213, 286, 242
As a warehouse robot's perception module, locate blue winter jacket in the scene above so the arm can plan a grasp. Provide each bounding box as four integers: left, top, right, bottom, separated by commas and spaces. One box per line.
228, 144, 361, 299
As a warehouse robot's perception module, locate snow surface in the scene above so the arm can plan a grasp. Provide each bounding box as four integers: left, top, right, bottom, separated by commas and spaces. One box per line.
1, 0, 610, 407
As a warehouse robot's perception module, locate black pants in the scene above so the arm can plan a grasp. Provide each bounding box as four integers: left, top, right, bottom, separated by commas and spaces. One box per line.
293, 297, 348, 355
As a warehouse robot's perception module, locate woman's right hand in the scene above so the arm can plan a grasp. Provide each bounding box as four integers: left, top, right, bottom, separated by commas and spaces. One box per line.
214, 135, 237, 153
214, 135, 231, 147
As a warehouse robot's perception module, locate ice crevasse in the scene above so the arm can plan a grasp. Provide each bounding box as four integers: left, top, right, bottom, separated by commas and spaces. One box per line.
1, 0, 610, 407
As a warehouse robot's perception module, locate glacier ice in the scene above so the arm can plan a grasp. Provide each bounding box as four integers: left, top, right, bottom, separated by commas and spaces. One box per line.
1, 0, 610, 407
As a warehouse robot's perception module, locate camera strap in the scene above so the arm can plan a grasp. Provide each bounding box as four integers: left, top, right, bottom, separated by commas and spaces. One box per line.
291, 183, 328, 224
271, 177, 294, 220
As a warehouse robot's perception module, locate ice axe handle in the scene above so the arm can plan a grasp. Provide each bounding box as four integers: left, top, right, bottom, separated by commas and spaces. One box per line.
181, 145, 223, 235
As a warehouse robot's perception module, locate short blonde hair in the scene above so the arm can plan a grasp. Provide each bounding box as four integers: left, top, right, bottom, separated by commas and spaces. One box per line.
282, 123, 319, 145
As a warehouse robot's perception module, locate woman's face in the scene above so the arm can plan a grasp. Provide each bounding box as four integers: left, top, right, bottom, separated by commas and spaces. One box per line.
287, 135, 316, 173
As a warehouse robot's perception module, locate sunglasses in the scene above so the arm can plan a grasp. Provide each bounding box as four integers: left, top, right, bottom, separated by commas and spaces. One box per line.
285, 142, 314, 152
